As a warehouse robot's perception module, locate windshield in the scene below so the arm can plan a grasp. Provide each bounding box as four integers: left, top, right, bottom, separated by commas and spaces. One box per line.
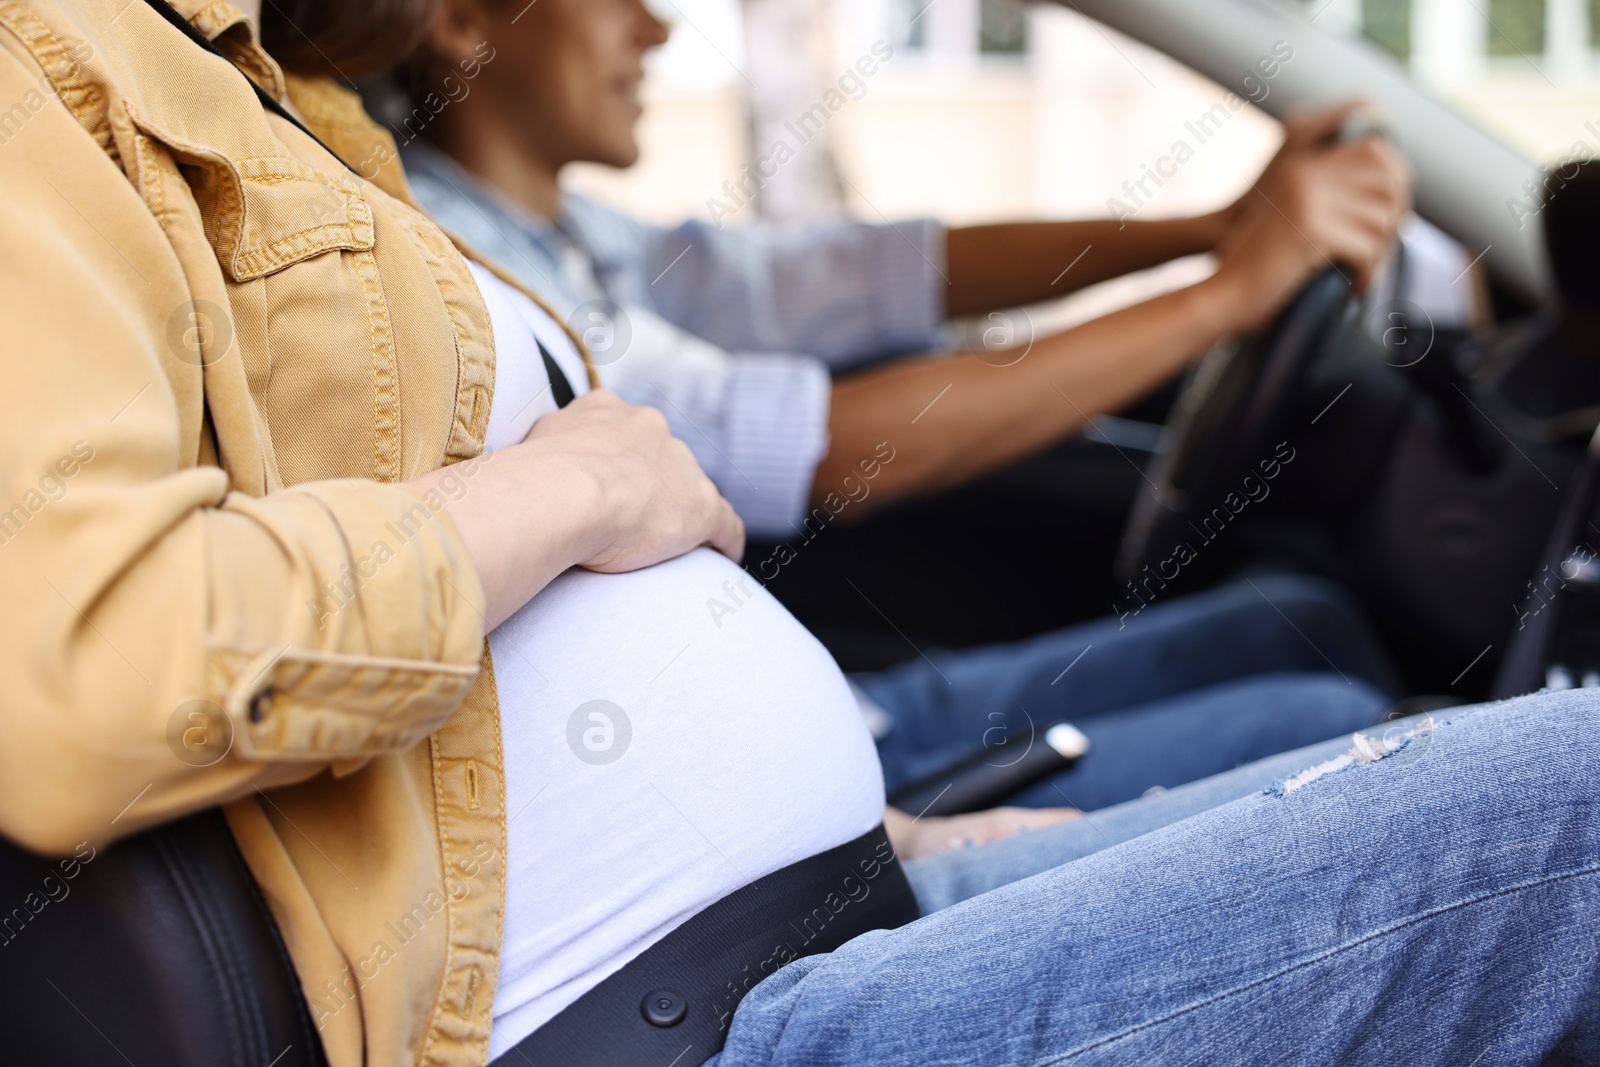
571, 0, 1567, 321
589, 0, 1584, 220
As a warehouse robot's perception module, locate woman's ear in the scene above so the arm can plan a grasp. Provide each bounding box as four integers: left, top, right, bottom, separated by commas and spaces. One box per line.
424, 0, 496, 66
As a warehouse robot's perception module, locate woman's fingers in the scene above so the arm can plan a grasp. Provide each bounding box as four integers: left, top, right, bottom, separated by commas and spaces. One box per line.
706, 497, 747, 565
526, 390, 745, 574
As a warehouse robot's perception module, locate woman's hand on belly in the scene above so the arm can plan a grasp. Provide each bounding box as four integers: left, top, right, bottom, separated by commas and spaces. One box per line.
539, 392, 745, 575
412, 390, 745, 630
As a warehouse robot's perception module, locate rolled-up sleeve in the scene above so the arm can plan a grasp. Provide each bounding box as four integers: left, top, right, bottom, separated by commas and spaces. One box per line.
599, 308, 831, 537
0, 137, 484, 853
573, 196, 947, 370
706, 354, 831, 537
206, 481, 484, 760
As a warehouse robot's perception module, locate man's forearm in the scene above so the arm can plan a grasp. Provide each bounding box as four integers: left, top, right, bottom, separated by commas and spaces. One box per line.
816, 271, 1248, 514
944, 213, 1236, 318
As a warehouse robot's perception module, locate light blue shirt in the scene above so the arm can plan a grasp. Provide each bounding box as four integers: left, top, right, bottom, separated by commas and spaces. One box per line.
402, 142, 946, 537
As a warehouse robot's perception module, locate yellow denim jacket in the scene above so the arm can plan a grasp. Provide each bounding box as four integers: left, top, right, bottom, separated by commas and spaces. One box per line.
0, 2, 561, 1063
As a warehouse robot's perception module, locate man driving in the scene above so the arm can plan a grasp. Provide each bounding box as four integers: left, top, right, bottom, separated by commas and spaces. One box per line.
4, 3, 1597, 1067
394, 0, 1412, 534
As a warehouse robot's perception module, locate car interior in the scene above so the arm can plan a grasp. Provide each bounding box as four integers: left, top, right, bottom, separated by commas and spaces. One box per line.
4, 0, 1595, 1061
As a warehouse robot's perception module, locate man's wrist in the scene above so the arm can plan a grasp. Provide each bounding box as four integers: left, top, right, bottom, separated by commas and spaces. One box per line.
1189, 267, 1257, 338
1197, 205, 1242, 249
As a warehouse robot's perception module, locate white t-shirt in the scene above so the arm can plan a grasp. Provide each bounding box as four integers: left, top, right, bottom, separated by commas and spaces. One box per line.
468, 264, 886, 1059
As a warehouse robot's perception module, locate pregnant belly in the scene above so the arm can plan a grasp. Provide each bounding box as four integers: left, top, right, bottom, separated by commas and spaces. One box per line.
487, 548, 885, 1036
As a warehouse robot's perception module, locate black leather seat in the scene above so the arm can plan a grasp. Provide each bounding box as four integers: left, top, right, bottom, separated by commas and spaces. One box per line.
0, 809, 327, 1066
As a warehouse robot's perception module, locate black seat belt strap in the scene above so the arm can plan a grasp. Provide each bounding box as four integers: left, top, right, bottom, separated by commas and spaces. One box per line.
538, 339, 577, 409
497, 824, 919, 1067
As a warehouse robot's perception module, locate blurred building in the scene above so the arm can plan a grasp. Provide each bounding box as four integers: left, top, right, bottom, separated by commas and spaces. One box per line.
1321, 0, 1600, 164
563, 0, 1594, 322
568, 0, 1280, 228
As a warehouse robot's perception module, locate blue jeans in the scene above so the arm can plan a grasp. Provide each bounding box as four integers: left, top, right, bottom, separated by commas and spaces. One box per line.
712, 690, 1600, 1065
856, 574, 1400, 811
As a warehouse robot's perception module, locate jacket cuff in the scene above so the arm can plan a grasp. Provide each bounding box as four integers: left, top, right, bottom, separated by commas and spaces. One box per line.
213, 646, 479, 760
206, 479, 486, 761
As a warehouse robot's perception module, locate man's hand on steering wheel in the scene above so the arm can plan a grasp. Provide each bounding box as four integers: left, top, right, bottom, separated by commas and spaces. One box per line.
1214, 101, 1414, 334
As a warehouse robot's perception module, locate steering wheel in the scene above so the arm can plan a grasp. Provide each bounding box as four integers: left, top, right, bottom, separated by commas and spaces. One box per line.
1116, 266, 1352, 583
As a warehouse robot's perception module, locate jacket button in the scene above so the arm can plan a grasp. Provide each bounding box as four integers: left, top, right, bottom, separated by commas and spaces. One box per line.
640, 988, 687, 1028
249, 688, 275, 723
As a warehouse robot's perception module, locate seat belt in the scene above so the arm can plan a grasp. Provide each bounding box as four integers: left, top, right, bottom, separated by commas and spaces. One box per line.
1493, 422, 1600, 696
539, 340, 577, 409
496, 824, 920, 1067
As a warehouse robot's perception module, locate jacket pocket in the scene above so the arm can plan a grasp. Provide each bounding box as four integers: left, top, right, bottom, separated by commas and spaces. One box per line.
127, 113, 402, 486
129, 112, 374, 280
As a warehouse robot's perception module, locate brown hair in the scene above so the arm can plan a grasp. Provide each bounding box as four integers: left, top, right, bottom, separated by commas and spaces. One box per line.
258, 0, 440, 81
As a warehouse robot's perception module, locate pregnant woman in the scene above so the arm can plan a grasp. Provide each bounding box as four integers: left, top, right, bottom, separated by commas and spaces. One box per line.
464, 255, 1403, 1058
0, 3, 1595, 1067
